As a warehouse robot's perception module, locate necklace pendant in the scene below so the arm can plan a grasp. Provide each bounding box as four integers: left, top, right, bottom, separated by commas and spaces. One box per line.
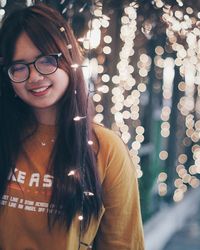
39, 137, 55, 147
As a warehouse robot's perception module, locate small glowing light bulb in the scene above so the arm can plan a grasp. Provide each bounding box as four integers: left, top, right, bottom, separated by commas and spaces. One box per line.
68, 170, 75, 176
60, 27, 65, 32
78, 215, 84, 221
67, 44, 72, 49
73, 116, 86, 121
80, 242, 92, 248
78, 37, 85, 43
88, 140, 94, 145
79, 3, 87, 13
71, 64, 79, 69
73, 116, 81, 121
84, 191, 94, 196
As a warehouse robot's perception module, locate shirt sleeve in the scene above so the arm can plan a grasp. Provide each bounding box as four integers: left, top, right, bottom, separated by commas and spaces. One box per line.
93, 127, 145, 250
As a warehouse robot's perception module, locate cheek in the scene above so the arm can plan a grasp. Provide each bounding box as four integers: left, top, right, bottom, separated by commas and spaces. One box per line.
12, 84, 20, 93
53, 71, 69, 90
12, 83, 26, 96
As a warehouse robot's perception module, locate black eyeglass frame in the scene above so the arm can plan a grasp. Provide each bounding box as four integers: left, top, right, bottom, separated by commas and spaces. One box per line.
6, 52, 62, 83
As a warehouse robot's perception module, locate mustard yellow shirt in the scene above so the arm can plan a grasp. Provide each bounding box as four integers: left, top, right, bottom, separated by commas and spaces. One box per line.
0, 124, 144, 250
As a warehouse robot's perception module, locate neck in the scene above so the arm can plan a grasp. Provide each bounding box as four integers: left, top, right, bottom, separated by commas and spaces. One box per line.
33, 107, 57, 125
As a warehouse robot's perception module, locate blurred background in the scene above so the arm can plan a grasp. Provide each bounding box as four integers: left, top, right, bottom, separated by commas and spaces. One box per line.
1, 0, 200, 249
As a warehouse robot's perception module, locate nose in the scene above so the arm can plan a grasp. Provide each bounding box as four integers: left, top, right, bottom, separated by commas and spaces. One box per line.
28, 64, 44, 83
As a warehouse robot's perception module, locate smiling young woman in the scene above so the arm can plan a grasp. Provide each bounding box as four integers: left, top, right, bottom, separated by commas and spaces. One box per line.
0, 3, 144, 250
10, 32, 69, 124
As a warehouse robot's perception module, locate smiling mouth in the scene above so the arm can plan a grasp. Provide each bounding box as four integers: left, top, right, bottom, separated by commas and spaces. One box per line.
30, 86, 50, 93
29, 85, 52, 96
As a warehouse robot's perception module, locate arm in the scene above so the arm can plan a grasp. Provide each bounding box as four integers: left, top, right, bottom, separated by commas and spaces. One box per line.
94, 129, 144, 250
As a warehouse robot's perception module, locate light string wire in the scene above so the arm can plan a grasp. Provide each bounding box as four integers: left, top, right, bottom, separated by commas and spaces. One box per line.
59, 21, 93, 250
70, 1, 97, 249
77, 89, 92, 250
77, 0, 98, 248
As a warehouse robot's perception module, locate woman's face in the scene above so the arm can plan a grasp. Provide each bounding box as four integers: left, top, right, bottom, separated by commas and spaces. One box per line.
11, 32, 69, 121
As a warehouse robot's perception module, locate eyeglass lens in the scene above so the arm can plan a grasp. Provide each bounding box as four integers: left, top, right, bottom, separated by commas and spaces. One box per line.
8, 55, 58, 83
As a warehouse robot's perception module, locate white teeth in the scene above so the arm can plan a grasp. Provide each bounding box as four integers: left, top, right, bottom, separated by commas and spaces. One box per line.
31, 87, 48, 93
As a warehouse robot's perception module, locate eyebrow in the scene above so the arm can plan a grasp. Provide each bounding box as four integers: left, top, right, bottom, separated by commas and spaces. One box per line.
11, 54, 43, 64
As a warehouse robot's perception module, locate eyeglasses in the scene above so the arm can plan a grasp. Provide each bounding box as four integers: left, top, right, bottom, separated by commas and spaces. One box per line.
7, 53, 62, 83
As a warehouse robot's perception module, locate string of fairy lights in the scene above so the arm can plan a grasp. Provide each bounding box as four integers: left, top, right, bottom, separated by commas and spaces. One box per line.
150, 0, 200, 202
65, 2, 102, 248
83, 0, 200, 203
109, 3, 152, 179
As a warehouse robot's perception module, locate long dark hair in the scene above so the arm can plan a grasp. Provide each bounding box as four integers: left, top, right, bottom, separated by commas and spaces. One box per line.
0, 3, 102, 231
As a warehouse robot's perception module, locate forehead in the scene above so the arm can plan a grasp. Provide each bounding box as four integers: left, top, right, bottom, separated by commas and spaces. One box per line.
13, 32, 41, 61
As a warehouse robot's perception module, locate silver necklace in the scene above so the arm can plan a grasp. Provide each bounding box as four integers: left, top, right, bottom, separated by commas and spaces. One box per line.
40, 138, 55, 147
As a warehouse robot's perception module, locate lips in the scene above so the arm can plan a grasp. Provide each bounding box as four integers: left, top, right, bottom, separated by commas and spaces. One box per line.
29, 85, 52, 96
31, 86, 49, 93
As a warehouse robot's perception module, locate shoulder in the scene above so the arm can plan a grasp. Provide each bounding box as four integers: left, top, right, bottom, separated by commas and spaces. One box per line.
93, 123, 124, 145
92, 123, 127, 154
92, 123, 135, 178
